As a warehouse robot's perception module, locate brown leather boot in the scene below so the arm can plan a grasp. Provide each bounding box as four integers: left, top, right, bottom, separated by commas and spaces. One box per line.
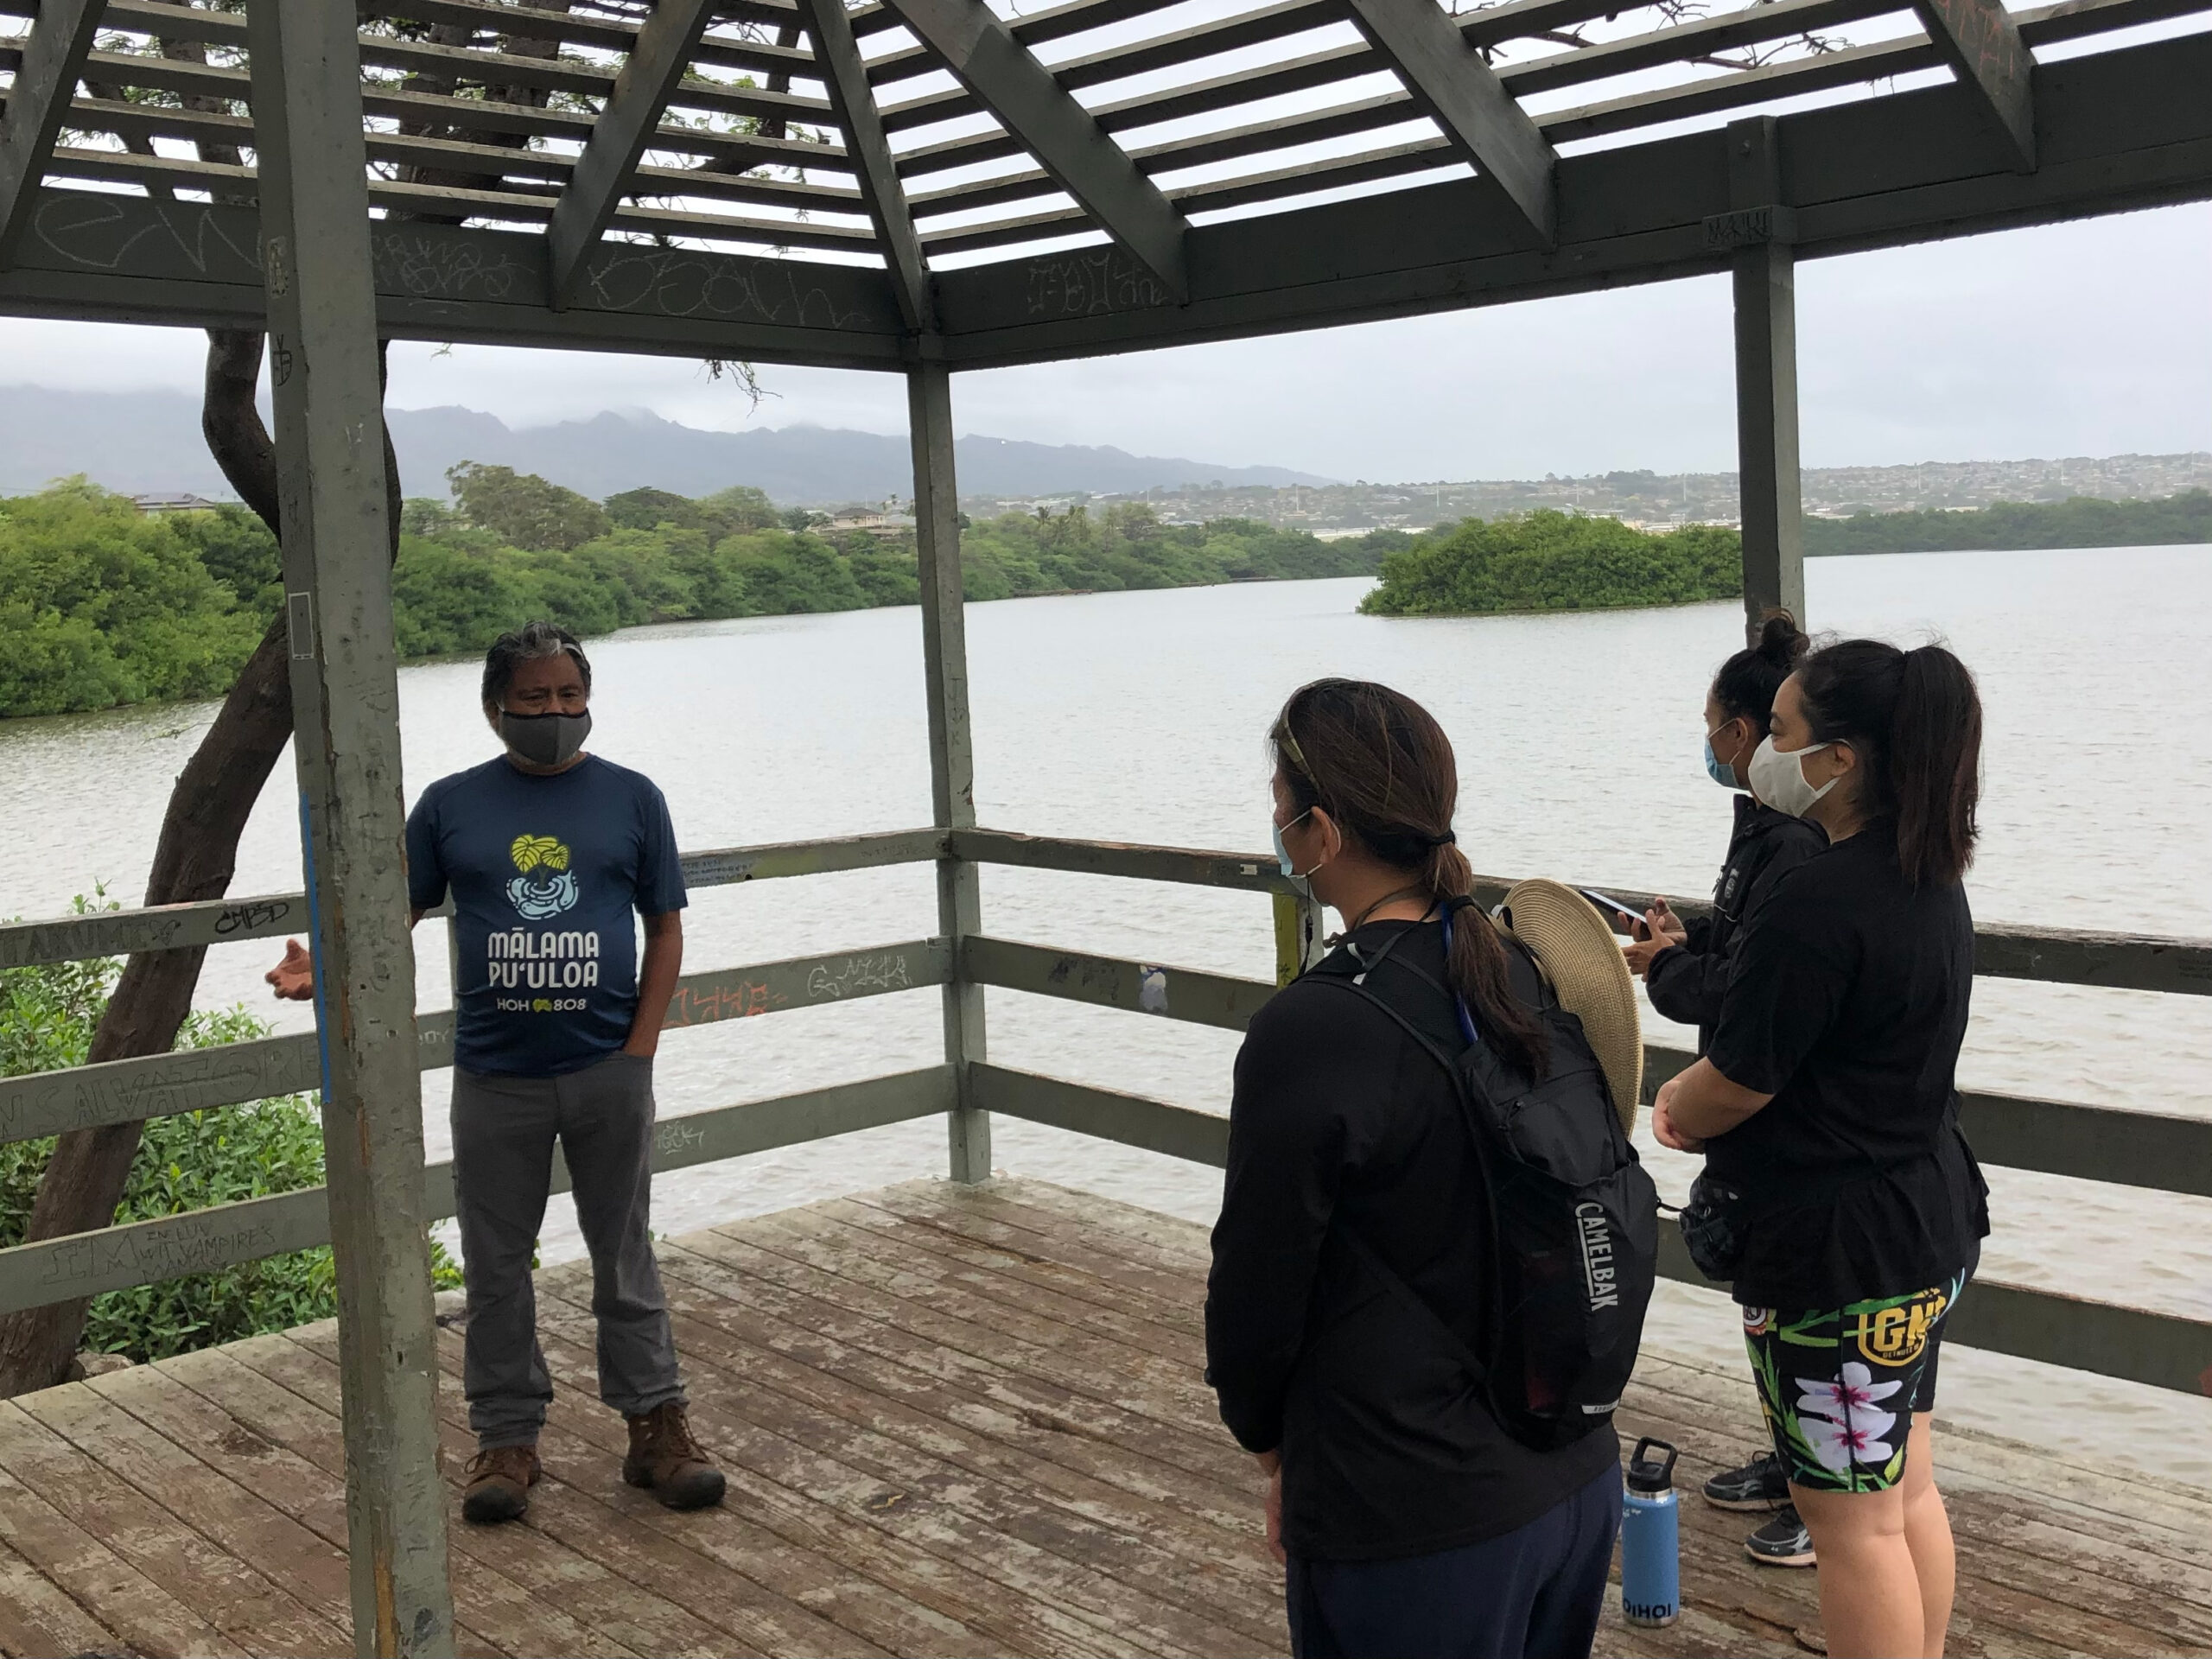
461, 1443, 540, 1525
623, 1402, 725, 1510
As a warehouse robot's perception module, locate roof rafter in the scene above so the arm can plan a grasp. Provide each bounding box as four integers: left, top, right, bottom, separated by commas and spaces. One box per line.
800, 0, 934, 332
881, 0, 1189, 303
1910, 0, 2036, 169
546, 0, 724, 310
1342, 0, 1556, 245
0, 0, 105, 270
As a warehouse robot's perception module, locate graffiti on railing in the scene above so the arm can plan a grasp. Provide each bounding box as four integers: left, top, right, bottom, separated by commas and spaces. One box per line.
666, 980, 784, 1027
0, 1040, 313, 1147
807, 954, 912, 1000
35, 1215, 282, 1294
213, 899, 291, 936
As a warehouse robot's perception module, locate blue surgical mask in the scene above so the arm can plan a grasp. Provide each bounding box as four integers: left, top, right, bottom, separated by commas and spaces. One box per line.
1702, 731, 1739, 790
1273, 806, 1318, 885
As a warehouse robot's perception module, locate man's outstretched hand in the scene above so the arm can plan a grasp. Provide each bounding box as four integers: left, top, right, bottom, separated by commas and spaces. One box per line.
266, 938, 315, 1001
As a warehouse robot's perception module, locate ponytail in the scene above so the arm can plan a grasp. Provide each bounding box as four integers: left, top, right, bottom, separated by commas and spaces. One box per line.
1273, 679, 1549, 1077
1891, 646, 1982, 888
1428, 841, 1551, 1080
1796, 639, 1982, 887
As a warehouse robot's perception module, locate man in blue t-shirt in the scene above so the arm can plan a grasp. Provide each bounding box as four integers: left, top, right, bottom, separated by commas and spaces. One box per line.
270, 620, 721, 1524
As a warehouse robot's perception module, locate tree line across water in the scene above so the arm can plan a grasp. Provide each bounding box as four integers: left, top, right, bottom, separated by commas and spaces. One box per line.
0, 467, 1408, 717
3, 469, 2208, 716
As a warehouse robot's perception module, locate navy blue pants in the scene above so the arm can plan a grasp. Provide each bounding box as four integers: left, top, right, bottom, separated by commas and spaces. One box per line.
1286, 1465, 1623, 1659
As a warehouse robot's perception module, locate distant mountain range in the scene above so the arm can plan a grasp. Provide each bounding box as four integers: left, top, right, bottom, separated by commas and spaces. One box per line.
0, 387, 1326, 505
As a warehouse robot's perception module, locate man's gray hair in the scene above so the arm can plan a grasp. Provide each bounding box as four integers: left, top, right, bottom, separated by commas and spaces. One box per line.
481, 620, 591, 709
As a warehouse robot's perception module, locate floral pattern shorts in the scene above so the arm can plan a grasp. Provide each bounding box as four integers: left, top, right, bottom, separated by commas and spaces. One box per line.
1740, 1274, 1966, 1493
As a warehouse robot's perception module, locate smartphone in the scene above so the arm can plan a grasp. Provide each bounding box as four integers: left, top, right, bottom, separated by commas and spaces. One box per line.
1580, 888, 1645, 930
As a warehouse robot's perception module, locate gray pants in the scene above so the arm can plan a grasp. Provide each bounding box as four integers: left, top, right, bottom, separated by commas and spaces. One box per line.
449, 1050, 684, 1449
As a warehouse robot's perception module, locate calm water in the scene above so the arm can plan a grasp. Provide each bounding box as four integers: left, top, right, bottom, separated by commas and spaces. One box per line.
8, 545, 2212, 1484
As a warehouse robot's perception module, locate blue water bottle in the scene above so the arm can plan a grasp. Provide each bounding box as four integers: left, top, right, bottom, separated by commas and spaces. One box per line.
1620, 1437, 1681, 1628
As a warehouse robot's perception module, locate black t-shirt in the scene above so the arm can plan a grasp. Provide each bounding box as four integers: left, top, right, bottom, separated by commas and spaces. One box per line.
1705, 822, 1989, 1309
1646, 796, 1827, 1052
1205, 919, 1619, 1563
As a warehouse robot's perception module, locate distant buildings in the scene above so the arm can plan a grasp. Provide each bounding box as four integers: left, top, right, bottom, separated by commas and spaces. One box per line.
824, 503, 918, 538
959, 454, 2212, 537
130, 492, 222, 514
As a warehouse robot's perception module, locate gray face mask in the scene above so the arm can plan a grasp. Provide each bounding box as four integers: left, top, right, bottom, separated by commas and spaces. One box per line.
499, 708, 591, 767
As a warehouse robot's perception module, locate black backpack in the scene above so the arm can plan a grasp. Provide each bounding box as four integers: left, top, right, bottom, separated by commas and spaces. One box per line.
1313, 920, 1660, 1452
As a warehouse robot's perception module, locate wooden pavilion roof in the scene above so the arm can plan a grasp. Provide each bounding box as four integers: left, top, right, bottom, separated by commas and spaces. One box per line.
0, 0, 2206, 369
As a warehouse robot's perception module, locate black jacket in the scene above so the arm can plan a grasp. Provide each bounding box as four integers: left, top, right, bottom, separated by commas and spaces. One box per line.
1646, 794, 1826, 1052
1205, 919, 1619, 1563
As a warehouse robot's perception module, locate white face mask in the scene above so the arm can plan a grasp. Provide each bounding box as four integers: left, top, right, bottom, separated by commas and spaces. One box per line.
1746, 734, 1837, 818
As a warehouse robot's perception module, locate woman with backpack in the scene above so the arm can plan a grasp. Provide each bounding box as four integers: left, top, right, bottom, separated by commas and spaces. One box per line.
1651, 640, 1992, 1659
1205, 678, 1633, 1659
1621, 612, 1828, 1567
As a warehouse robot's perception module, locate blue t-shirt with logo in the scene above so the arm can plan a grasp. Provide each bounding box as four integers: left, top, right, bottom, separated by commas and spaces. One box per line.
405, 754, 686, 1077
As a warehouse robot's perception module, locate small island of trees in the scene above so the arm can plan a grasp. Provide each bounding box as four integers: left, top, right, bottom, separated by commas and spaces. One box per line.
1360, 510, 1743, 617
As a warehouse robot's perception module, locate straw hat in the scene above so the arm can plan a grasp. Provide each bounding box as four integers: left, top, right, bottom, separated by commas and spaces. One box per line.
1497, 878, 1643, 1134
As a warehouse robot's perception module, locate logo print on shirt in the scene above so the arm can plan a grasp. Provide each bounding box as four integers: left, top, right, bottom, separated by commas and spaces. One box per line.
506, 834, 579, 920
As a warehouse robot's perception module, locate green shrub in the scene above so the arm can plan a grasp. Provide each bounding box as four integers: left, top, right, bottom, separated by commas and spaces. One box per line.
1360, 510, 1742, 616
0, 903, 461, 1363
0, 480, 265, 715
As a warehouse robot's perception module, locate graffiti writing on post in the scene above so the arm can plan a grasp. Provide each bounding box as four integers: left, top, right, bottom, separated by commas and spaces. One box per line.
582, 245, 877, 328
31, 194, 259, 279
372, 231, 531, 302
1024, 249, 1170, 318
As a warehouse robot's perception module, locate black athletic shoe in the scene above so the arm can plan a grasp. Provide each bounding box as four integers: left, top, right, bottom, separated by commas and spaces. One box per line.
1702, 1450, 1791, 1512
1745, 1503, 1817, 1567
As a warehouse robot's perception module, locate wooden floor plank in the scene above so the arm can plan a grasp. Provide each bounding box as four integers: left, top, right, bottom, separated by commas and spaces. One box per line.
730, 1210, 1229, 1434
218, 1334, 749, 1659
158, 1343, 645, 1659
18, 1376, 362, 1641
0, 1446, 242, 1659
0, 1178, 2202, 1659
266, 1327, 781, 1659
533, 1264, 1288, 1630
282, 1299, 1001, 1659
0, 1396, 343, 1656
678, 1218, 1240, 1475
647, 1235, 1263, 1530
107, 1355, 620, 1659
410, 1317, 1122, 1659
969, 1179, 1214, 1271
399, 1319, 1162, 1659
0, 1526, 124, 1659
847, 1187, 1209, 1322
457, 1315, 1255, 1658
800, 1200, 1206, 1355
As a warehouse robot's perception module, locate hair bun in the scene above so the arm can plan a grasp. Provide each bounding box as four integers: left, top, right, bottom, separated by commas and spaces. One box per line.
1756, 609, 1809, 668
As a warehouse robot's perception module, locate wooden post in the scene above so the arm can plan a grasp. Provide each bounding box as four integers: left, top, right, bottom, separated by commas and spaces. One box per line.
1728, 117, 1806, 640
247, 3, 456, 1654
909, 356, 990, 1183
1273, 891, 1325, 987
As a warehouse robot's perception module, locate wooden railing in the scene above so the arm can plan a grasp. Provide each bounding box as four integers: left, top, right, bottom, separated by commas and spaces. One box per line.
3, 828, 2209, 1398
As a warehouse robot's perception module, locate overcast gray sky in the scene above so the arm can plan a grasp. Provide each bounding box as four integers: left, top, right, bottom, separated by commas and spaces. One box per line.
0, 201, 2203, 481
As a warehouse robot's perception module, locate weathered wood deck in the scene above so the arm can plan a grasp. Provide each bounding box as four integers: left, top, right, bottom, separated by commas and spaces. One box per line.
0, 1178, 2206, 1658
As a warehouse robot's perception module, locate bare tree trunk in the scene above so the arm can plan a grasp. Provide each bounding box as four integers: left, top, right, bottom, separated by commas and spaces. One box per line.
0, 336, 404, 1396
0, 0, 555, 1397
